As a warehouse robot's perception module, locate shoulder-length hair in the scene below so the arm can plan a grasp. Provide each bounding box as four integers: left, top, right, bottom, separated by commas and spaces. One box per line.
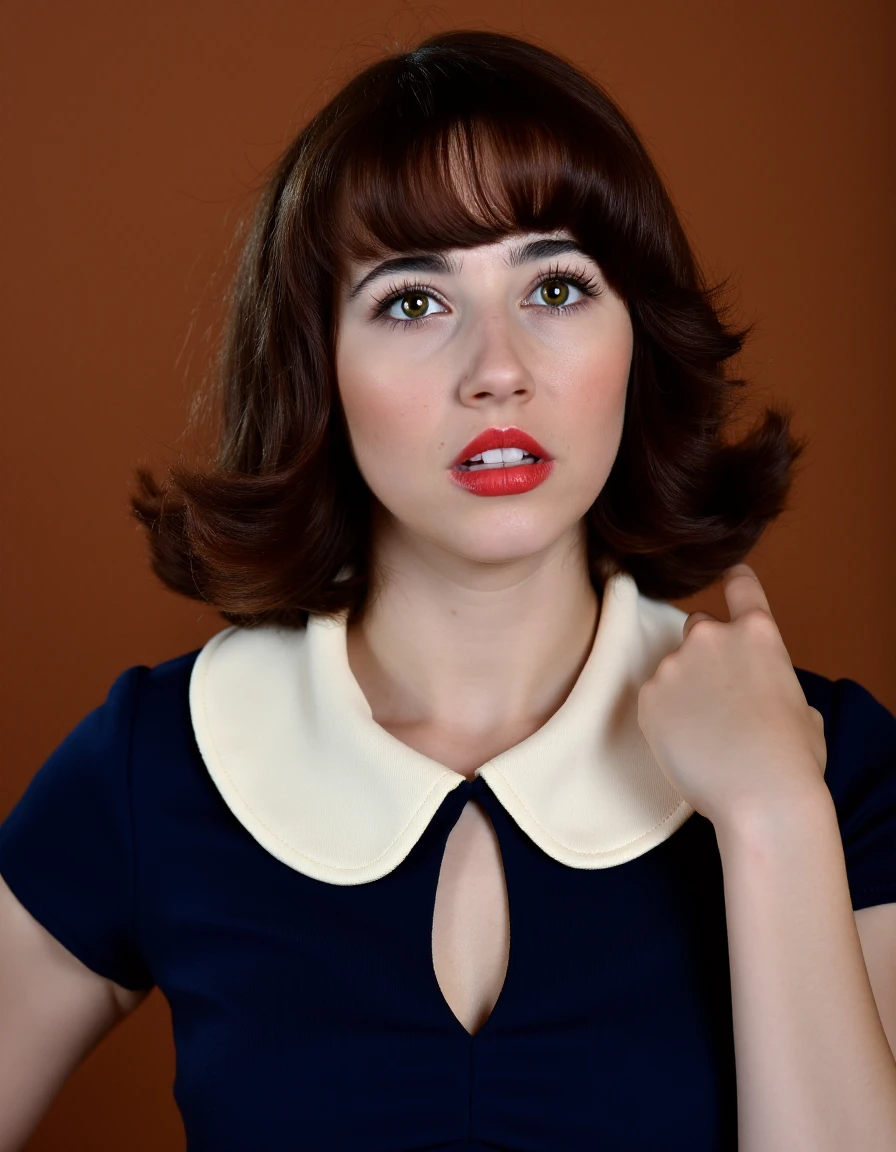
131, 28, 806, 628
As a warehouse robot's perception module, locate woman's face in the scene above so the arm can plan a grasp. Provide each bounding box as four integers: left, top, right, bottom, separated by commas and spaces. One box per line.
334, 228, 633, 571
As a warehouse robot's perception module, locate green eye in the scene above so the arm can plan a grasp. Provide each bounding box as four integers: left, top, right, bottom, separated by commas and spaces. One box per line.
539, 279, 570, 306
400, 293, 430, 319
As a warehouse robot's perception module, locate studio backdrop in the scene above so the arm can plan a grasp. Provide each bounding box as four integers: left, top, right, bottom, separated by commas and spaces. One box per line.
1, 1, 893, 1148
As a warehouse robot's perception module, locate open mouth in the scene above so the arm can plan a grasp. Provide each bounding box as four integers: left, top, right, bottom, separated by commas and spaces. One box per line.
450, 431, 555, 496
456, 448, 541, 472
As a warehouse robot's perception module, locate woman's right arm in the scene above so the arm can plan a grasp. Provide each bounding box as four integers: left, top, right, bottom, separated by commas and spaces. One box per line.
0, 872, 150, 1152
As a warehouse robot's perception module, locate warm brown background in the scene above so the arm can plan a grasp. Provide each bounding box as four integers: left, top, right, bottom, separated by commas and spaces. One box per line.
2, 0, 893, 1147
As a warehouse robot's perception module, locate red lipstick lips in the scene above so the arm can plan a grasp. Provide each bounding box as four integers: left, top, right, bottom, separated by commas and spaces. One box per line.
449, 425, 555, 497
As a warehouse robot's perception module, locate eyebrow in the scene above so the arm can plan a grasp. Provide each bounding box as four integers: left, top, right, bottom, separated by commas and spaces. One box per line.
346, 238, 592, 301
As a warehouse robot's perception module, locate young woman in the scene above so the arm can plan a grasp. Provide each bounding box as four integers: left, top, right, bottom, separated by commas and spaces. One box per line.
2, 28, 895, 1152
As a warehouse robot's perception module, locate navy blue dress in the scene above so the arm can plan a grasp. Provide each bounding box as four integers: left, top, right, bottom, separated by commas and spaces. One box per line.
1, 650, 895, 1151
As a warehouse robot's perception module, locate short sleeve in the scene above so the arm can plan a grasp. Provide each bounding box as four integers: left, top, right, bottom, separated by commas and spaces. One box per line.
0, 665, 155, 991
822, 676, 896, 912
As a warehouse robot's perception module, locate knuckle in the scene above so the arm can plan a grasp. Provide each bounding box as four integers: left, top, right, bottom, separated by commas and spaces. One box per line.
653, 652, 678, 677
740, 608, 777, 638
688, 617, 719, 640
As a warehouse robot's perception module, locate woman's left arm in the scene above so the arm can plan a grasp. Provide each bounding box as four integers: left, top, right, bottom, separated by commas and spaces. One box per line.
637, 563, 896, 1151
715, 784, 896, 1151
856, 902, 896, 1060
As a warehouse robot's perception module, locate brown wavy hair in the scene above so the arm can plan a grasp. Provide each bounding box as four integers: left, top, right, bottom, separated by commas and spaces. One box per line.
131, 28, 807, 628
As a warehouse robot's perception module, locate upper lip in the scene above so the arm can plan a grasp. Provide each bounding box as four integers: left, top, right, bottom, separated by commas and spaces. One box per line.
450, 426, 552, 468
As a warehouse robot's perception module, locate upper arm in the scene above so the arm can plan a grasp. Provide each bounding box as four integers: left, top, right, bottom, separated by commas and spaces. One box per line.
0, 872, 150, 1152
856, 902, 896, 1061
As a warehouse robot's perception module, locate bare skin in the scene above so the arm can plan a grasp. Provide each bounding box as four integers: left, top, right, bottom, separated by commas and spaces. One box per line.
334, 227, 632, 1032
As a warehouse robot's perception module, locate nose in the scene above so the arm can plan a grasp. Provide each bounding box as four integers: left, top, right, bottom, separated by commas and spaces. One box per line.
456, 308, 536, 407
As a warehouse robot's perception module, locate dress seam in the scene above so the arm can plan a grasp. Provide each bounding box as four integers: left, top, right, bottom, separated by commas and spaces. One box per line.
467, 1030, 475, 1140
126, 665, 151, 985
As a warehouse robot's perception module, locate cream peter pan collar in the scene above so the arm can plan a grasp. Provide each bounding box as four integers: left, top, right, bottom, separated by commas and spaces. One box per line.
189, 572, 696, 886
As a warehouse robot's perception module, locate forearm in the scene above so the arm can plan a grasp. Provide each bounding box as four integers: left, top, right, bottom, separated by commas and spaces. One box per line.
715, 780, 896, 1152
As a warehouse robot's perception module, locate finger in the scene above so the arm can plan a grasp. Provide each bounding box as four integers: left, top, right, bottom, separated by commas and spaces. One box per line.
721, 563, 775, 624
682, 610, 720, 642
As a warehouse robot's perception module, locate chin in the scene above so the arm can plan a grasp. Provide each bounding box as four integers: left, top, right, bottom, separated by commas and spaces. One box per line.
431, 517, 574, 568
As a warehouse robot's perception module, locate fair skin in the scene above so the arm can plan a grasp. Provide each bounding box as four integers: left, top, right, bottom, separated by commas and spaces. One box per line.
334, 226, 896, 1144
335, 228, 632, 760
335, 226, 632, 1037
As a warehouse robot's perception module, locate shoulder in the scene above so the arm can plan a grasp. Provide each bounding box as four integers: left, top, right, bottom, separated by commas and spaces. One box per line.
794, 666, 895, 754
138, 645, 204, 694
794, 665, 896, 798
795, 666, 896, 887
102, 646, 204, 725
40, 647, 208, 779
132, 646, 202, 711
114, 646, 211, 774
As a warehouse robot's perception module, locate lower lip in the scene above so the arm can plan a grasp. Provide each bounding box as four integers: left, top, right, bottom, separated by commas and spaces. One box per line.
449, 460, 555, 496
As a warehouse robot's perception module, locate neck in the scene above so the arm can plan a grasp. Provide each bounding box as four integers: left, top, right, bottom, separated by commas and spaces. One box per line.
345, 520, 601, 743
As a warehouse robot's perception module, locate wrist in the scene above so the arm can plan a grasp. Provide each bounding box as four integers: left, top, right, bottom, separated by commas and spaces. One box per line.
713, 778, 836, 854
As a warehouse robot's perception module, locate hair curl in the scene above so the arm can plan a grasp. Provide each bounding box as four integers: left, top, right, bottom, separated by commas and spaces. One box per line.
131, 28, 807, 628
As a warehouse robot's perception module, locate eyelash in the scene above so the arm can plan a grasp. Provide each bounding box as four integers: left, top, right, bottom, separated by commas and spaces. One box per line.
368, 261, 604, 330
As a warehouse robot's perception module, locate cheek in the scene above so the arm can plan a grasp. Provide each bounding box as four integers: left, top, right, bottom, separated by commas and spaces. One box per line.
335, 343, 437, 483
562, 325, 632, 444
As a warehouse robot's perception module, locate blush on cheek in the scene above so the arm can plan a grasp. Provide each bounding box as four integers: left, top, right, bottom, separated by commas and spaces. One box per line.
337, 386, 439, 514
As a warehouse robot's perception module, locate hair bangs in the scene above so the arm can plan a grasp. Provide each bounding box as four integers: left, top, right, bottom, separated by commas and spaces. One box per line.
316, 60, 648, 297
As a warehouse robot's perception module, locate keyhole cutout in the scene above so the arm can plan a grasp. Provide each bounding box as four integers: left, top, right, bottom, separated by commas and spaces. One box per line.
431, 797, 510, 1036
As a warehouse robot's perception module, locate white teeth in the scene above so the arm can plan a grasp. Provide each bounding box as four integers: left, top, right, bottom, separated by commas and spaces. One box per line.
480, 447, 526, 463
457, 445, 540, 470
464, 453, 537, 471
